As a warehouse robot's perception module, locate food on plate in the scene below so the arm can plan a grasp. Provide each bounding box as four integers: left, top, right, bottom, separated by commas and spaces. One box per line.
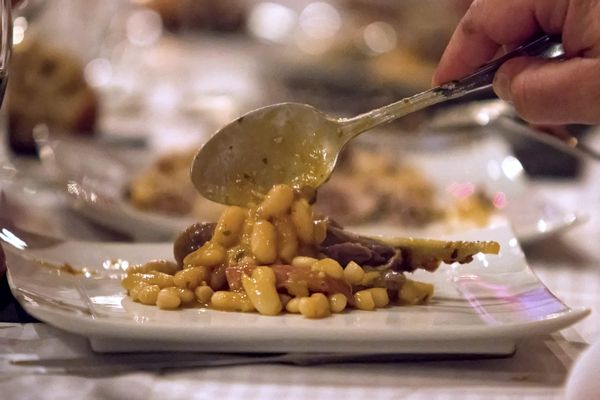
446, 190, 496, 230
8, 39, 98, 154
127, 150, 224, 220
122, 184, 500, 318
127, 148, 495, 230
314, 148, 494, 228
315, 149, 442, 227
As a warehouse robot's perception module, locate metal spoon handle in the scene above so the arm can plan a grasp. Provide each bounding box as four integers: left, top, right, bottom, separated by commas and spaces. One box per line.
436, 34, 564, 99
340, 34, 564, 139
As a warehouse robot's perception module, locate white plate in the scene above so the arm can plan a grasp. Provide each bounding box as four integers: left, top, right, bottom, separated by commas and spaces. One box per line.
38, 134, 585, 242
1, 223, 589, 355
351, 133, 587, 243
36, 138, 193, 241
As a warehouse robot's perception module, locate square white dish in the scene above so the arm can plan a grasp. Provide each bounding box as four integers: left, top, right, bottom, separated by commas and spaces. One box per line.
1, 223, 589, 355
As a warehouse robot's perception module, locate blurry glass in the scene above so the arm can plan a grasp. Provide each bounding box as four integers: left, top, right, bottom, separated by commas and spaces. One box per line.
3, 0, 268, 156
4, 0, 129, 154
0, 0, 11, 164
0, 0, 10, 102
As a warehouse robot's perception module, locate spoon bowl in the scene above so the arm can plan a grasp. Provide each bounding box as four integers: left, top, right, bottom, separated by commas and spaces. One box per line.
191, 103, 343, 206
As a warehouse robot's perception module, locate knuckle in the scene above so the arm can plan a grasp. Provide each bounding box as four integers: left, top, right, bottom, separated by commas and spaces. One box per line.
461, 0, 485, 36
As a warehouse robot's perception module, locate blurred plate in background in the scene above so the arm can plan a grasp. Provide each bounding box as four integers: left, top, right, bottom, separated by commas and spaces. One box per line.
31, 128, 585, 243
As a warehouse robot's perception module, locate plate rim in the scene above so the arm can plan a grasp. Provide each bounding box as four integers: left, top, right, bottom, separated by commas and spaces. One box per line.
12, 288, 590, 343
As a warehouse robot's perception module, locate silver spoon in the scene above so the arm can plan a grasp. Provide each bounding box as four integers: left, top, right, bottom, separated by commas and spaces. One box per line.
192, 34, 564, 206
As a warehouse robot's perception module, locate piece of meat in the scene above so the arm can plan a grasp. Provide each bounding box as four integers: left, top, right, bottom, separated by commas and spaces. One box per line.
174, 221, 499, 275
320, 224, 501, 273
173, 222, 215, 266
224, 263, 254, 291
319, 225, 399, 269
381, 236, 500, 272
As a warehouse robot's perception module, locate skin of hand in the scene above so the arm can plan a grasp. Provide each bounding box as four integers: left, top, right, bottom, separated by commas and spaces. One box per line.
432, 0, 600, 125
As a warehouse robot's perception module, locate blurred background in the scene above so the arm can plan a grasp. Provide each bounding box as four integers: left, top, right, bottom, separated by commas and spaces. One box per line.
1, 2, 599, 390
5, 0, 473, 153
1, 0, 597, 242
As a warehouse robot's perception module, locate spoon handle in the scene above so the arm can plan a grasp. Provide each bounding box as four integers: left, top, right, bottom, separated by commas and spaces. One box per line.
339, 34, 564, 139
434, 34, 564, 100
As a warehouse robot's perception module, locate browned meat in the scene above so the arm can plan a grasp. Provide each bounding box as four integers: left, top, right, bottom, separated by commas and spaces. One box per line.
173, 221, 498, 275
319, 225, 398, 269
173, 222, 215, 266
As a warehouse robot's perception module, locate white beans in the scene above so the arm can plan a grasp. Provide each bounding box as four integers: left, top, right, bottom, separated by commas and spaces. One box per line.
291, 256, 318, 269
195, 285, 214, 305
328, 293, 347, 313
122, 183, 437, 318
184, 241, 226, 268
299, 293, 330, 318
344, 261, 365, 285
257, 184, 294, 219
242, 267, 282, 316
176, 288, 196, 305
354, 290, 375, 311
211, 291, 255, 312
274, 215, 298, 263
369, 288, 390, 308
213, 206, 246, 247
173, 266, 206, 290
290, 198, 314, 244
137, 284, 160, 305
312, 258, 344, 280
157, 287, 181, 310
251, 220, 277, 264
286, 297, 301, 313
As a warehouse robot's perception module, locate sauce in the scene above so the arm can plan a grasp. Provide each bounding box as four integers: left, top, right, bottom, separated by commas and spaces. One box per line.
192, 104, 340, 207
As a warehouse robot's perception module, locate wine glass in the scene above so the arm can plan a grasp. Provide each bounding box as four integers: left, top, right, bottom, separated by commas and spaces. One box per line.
0, 0, 11, 165
0, 0, 10, 106
0, 0, 10, 277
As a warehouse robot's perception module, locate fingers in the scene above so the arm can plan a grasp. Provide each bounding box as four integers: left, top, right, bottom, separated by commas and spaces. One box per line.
432, 0, 570, 85
493, 56, 600, 124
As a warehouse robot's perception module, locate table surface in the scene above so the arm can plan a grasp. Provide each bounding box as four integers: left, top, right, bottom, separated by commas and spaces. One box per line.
1, 142, 599, 400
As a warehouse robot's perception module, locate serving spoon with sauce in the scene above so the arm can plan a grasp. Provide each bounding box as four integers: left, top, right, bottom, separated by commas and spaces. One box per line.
192, 35, 564, 206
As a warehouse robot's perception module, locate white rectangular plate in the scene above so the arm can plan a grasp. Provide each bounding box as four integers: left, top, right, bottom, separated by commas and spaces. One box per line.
2, 224, 589, 354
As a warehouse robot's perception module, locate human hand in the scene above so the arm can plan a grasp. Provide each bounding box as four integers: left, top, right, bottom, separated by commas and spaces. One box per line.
432, 0, 600, 125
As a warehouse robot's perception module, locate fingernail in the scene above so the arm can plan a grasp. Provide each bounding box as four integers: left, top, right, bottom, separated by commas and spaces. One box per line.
493, 72, 511, 101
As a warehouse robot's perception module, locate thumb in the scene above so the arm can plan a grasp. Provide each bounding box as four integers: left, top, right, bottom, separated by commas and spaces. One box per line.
492, 56, 600, 124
